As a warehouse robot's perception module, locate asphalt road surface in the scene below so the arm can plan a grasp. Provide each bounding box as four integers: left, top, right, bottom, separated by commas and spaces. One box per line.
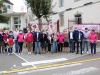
0, 51, 100, 75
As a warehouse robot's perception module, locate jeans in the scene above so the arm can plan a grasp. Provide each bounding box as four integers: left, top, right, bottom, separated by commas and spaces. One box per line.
8, 45, 13, 53
52, 41, 57, 53
15, 40, 19, 52
69, 39, 74, 52
90, 43, 96, 54
83, 41, 89, 52
34, 42, 41, 54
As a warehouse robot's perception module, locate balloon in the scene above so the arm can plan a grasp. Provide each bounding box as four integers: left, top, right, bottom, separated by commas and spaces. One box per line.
48, 23, 55, 34
32, 23, 39, 31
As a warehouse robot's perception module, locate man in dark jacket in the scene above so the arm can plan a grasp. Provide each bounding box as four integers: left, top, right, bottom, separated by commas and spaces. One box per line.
34, 30, 42, 54
68, 28, 74, 53
74, 27, 84, 55
41, 32, 47, 53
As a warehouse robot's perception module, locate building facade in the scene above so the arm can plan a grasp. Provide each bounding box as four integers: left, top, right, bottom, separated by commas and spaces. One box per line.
51, 0, 100, 32
0, 0, 26, 31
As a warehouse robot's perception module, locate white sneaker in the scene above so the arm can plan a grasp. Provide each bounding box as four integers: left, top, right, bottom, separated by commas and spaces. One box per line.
29, 52, 31, 54
87, 51, 89, 54
19, 52, 23, 55
28, 52, 30, 54
82, 51, 84, 54
8, 53, 10, 55
11, 53, 13, 55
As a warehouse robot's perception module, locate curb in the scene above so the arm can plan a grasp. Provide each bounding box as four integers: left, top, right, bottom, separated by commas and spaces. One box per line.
1, 58, 100, 74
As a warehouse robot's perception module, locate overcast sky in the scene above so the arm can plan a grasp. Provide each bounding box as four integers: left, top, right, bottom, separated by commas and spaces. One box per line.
10, 0, 27, 12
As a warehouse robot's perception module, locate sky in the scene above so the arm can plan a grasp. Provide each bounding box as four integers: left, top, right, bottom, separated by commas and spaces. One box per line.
10, 0, 27, 12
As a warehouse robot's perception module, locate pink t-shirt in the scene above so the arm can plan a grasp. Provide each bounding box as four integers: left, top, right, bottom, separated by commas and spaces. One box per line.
17, 34, 24, 42
58, 35, 64, 43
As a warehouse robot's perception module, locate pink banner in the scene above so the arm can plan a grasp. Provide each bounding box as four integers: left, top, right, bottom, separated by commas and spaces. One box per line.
74, 25, 100, 32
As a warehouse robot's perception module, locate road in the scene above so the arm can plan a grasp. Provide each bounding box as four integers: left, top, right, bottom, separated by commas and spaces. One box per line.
0, 47, 100, 75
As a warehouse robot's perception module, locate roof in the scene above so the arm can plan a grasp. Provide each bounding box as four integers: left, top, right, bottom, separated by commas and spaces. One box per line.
0, 12, 26, 17
3, 0, 14, 5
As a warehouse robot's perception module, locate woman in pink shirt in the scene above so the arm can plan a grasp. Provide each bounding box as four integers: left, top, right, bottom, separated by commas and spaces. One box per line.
17, 30, 24, 55
25, 29, 34, 54
3, 30, 9, 53
58, 32, 64, 52
89, 30, 98, 56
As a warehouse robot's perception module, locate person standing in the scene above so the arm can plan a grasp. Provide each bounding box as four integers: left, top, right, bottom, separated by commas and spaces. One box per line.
68, 28, 74, 53
73, 27, 78, 52
3, 30, 9, 53
52, 33, 58, 54
47, 34, 52, 53
41, 31, 47, 54
25, 29, 34, 54
83, 28, 90, 54
34, 29, 42, 54
17, 30, 24, 55
58, 32, 64, 52
32, 30, 35, 53
0, 29, 4, 53
13, 28, 19, 53
75, 28, 84, 55
89, 30, 98, 56
7, 31, 14, 55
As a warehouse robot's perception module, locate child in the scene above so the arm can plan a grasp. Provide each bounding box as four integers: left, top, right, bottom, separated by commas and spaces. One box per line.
7, 31, 14, 55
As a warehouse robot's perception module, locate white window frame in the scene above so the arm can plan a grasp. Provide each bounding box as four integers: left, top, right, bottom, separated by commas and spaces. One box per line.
14, 17, 21, 29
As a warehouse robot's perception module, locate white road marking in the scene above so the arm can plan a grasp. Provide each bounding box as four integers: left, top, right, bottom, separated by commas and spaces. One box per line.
52, 67, 99, 75
18, 63, 82, 74
21, 58, 68, 66
14, 53, 36, 67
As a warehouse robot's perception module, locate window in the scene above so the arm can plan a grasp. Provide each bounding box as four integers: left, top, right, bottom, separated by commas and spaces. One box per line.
74, 0, 81, 2
59, 13, 64, 26
7, 5, 10, 9
14, 17, 21, 29
59, 0, 64, 7
74, 14, 82, 24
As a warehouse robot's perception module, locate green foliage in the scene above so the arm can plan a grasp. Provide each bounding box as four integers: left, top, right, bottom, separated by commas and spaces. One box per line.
0, 0, 3, 8
25, 0, 52, 23
0, 0, 9, 23
3, 27, 9, 30
97, 33, 100, 40
0, 15, 9, 23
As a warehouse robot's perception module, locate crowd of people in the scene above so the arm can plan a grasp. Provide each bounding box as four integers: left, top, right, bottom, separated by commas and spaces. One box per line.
0, 27, 98, 56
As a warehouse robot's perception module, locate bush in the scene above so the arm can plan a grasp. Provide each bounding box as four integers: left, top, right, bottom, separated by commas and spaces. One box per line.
96, 33, 100, 40
3, 27, 9, 31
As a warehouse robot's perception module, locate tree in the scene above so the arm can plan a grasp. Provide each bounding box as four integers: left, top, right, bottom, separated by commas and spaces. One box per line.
25, 0, 53, 30
0, 0, 9, 23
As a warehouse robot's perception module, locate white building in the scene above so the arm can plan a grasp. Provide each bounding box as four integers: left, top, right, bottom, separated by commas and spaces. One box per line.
0, 0, 26, 31
51, 0, 100, 32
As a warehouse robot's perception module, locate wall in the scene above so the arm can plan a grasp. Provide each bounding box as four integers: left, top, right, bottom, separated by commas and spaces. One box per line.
3, 2, 13, 13
0, 23, 10, 29
51, 0, 100, 32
